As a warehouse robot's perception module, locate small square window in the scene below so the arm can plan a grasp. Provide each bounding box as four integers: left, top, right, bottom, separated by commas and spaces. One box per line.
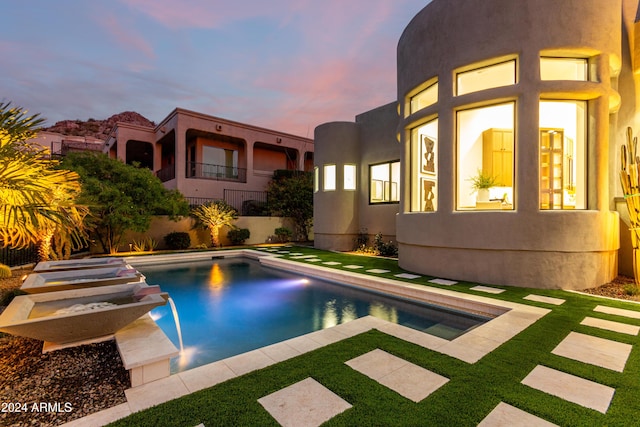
323, 164, 336, 191
410, 82, 438, 114
540, 57, 588, 81
344, 164, 356, 190
456, 60, 516, 96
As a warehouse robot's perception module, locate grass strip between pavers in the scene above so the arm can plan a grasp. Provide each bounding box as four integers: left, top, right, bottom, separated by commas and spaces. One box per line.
109, 246, 640, 427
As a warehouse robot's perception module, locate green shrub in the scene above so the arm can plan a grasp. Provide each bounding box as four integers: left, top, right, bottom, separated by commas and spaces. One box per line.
353, 228, 370, 251
374, 233, 398, 257
624, 284, 640, 296
164, 232, 191, 250
227, 228, 250, 245
274, 227, 292, 243
0, 264, 11, 279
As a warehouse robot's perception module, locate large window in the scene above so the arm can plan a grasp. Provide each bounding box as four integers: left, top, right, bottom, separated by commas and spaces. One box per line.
410, 82, 438, 114
540, 57, 588, 81
456, 60, 516, 96
202, 146, 238, 178
323, 164, 336, 191
457, 102, 515, 210
411, 119, 438, 211
370, 161, 400, 203
539, 101, 586, 210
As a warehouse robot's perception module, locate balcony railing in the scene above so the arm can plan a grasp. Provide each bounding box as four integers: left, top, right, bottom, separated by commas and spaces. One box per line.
187, 162, 246, 182
156, 165, 176, 182
185, 190, 269, 216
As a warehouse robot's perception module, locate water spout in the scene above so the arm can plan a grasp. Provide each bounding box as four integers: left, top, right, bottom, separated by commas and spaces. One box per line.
167, 297, 184, 354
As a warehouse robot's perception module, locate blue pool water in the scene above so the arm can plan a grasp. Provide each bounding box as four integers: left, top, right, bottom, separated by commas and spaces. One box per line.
139, 258, 489, 372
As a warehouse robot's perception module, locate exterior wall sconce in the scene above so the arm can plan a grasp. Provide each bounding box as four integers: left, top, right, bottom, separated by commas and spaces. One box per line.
276, 137, 282, 143
216, 124, 222, 131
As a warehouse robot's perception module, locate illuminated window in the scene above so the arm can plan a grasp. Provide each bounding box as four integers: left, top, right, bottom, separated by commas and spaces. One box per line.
410, 82, 438, 114
370, 161, 400, 203
456, 60, 516, 96
539, 100, 586, 210
457, 102, 515, 210
540, 57, 587, 81
411, 119, 438, 212
314, 166, 319, 192
323, 164, 336, 191
344, 164, 356, 190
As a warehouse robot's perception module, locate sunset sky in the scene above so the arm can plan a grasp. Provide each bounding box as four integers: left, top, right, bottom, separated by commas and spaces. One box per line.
1, 0, 430, 137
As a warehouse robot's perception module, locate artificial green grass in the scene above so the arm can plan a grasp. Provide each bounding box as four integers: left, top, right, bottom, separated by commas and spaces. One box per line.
109, 246, 640, 426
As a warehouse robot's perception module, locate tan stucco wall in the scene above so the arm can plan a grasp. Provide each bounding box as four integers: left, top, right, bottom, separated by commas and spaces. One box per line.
313, 122, 360, 251
93, 216, 303, 253
313, 103, 402, 251
394, 0, 623, 289
355, 103, 401, 240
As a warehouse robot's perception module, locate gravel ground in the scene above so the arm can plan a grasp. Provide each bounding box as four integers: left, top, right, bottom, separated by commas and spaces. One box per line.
0, 266, 638, 426
0, 269, 129, 427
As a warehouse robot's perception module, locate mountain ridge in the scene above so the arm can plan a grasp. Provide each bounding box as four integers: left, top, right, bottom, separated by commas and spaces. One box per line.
44, 111, 155, 140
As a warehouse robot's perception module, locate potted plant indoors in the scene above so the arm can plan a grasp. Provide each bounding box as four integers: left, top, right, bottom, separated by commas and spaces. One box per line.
469, 169, 498, 202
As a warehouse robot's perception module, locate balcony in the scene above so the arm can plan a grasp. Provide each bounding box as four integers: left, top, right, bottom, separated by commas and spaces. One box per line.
156, 165, 175, 182
187, 162, 247, 182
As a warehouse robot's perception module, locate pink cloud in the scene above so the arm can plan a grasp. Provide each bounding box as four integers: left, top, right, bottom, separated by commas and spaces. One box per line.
99, 11, 156, 63
118, 0, 298, 29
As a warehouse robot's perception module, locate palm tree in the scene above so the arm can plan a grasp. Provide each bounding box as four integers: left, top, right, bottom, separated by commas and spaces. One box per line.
0, 102, 88, 253
192, 201, 238, 247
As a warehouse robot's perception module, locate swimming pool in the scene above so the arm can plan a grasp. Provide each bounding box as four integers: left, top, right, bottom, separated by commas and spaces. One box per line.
138, 257, 490, 372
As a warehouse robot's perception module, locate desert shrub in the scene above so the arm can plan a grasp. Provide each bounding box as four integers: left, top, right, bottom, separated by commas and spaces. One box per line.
624, 284, 640, 296
374, 233, 398, 257
241, 200, 269, 216
227, 228, 250, 245
353, 228, 370, 252
0, 264, 11, 279
164, 232, 191, 250
274, 227, 292, 243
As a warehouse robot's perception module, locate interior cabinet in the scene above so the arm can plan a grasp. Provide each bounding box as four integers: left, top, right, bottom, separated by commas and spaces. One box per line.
539, 128, 564, 209
482, 128, 513, 186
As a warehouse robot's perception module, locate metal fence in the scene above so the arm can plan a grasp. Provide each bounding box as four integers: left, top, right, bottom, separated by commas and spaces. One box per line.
0, 245, 38, 267
185, 190, 269, 216
224, 190, 269, 216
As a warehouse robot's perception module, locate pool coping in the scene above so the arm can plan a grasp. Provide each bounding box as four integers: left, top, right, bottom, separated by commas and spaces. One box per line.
61, 249, 550, 426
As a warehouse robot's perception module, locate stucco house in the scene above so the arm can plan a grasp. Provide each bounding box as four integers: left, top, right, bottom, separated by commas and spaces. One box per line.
314, 0, 639, 290
105, 108, 314, 210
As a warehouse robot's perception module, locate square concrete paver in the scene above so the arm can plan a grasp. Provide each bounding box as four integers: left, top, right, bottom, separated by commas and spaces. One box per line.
322, 261, 341, 266
478, 402, 558, 427
551, 332, 632, 372
428, 278, 458, 286
521, 365, 615, 413
471, 285, 505, 294
394, 273, 421, 279
343, 265, 363, 269
305, 258, 322, 262
258, 377, 351, 427
523, 295, 565, 305
366, 269, 390, 274
594, 305, 640, 319
581, 316, 640, 336
345, 349, 448, 402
